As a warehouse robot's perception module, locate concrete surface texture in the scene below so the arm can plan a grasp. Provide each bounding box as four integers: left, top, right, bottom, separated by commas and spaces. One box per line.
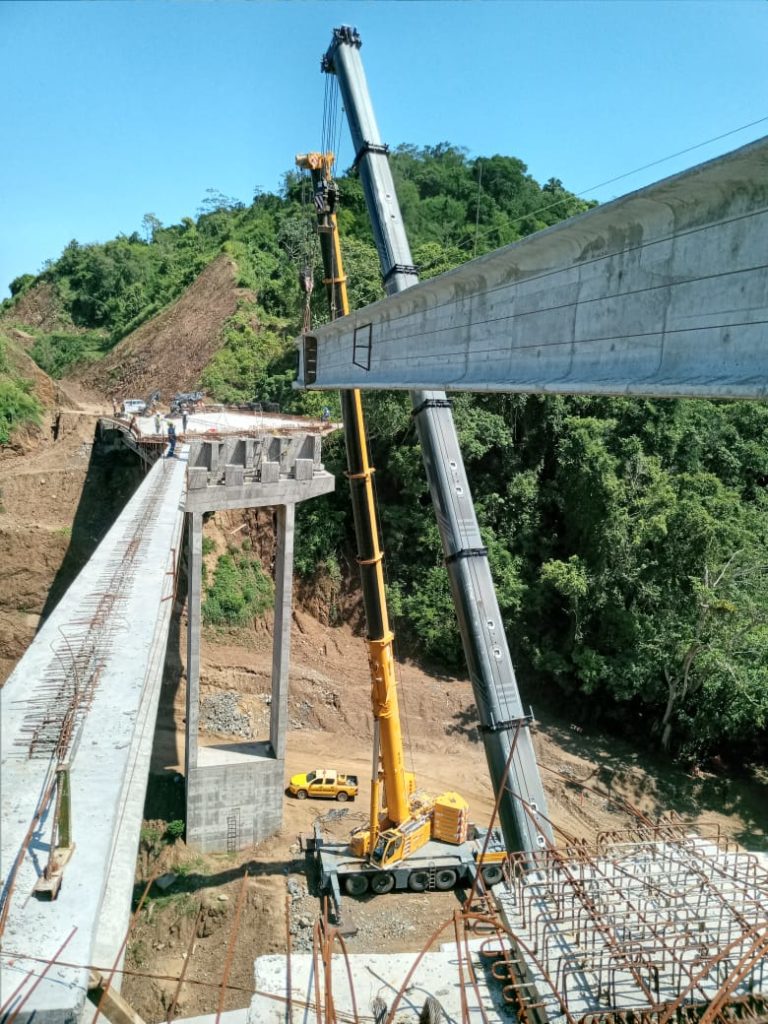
297, 136, 768, 400
0, 450, 187, 1023
129, 410, 339, 438
249, 946, 509, 1023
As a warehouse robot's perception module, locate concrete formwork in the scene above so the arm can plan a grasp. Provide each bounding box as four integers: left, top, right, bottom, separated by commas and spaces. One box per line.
0, 450, 187, 1024
184, 434, 334, 853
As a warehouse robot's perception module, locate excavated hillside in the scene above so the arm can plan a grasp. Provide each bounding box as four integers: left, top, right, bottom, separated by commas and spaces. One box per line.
0, 334, 142, 682
0, 328, 76, 456
0, 280, 73, 333
78, 254, 244, 399
0, 252, 249, 681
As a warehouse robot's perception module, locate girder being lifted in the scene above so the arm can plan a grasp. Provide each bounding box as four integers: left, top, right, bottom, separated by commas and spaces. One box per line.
297, 135, 768, 400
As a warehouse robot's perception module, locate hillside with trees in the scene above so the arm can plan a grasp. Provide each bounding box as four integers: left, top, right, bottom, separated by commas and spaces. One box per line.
3, 144, 767, 764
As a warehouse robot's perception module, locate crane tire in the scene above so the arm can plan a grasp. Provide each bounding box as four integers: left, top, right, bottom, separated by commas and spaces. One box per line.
336, 791, 349, 802
408, 870, 430, 892
344, 874, 369, 896
295, 790, 308, 800
370, 872, 395, 894
434, 868, 458, 891
481, 864, 504, 886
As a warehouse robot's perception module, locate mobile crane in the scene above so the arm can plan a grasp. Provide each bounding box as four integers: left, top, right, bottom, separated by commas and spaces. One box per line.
296, 151, 505, 905
315, 26, 554, 861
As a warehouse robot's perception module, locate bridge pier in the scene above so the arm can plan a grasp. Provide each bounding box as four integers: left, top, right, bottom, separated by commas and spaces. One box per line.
183, 434, 334, 853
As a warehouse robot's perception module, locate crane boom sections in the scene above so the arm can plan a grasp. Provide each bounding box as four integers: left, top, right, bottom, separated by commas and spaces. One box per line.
320, 26, 554, 855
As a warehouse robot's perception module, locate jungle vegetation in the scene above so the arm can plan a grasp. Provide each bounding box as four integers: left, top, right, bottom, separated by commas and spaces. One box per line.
4, 144, 767, 762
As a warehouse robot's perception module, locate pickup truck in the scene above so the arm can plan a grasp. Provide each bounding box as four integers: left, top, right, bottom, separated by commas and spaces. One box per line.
288, 769, 358, 802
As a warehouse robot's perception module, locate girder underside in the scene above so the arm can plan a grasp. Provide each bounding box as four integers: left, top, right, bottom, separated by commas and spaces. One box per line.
297, 136, 768, 400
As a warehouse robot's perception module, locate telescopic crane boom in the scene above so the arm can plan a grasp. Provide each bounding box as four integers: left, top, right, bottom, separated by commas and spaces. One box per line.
320, 25, 554, 857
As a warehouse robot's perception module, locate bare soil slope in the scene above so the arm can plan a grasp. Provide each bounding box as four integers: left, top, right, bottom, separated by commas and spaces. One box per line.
1, 280, 73, 332
0, 331, 77, 459
77, 255, 243, 400
0, 378, 144, 681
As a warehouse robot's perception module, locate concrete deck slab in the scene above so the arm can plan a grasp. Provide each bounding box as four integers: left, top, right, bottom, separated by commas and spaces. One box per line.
249, 950, 511, 1024
129, 411, 339, 438
0, 450, 187, 1024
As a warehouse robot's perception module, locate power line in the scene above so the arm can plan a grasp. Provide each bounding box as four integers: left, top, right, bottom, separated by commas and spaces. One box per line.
418, 114, 768, 272
578, 114, 768, 199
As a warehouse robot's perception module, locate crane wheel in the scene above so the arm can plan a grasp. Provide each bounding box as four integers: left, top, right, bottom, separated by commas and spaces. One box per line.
344, 874, 369, 896
370, 872, 395, 894
408, 870, 430, 892
295, 790, 308, 800
336, 791, 349, 802
434, 868, 457, 891
481, 864, 504, 886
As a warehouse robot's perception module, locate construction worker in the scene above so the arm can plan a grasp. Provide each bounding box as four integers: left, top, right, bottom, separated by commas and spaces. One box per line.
167, 421, 177, 458
154, 412, 161, 435
182, 409, 189, 433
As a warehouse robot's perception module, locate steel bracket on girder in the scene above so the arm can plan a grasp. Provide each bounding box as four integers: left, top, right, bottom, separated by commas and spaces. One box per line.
480, 713, 534, 735
411, 397, 453, 416
445, 546, 489, 565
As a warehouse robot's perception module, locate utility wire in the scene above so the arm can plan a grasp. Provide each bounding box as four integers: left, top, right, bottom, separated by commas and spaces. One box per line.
418, 114, 768, 273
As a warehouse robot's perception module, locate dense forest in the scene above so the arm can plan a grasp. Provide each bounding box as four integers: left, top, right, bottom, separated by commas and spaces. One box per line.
3, 144, 767, 763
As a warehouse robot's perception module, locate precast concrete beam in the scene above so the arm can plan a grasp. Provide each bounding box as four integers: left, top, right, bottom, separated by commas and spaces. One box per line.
296, 137, 768, 400
0, 451, 187, 1023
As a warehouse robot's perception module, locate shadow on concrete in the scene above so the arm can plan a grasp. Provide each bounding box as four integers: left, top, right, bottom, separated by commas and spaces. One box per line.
197, 740, 275, 763
147, 529, 189, 778
38, 427, 146, 627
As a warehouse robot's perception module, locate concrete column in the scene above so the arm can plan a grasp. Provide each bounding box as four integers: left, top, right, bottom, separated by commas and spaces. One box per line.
269, 503, 295, 759
185, 511, 203, 777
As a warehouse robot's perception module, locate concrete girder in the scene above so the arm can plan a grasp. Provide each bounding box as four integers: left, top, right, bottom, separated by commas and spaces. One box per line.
0, 452, 187, 1023
296, 137, 768, 400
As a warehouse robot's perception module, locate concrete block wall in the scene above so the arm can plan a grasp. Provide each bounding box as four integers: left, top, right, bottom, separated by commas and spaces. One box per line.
186, 757, 283, 852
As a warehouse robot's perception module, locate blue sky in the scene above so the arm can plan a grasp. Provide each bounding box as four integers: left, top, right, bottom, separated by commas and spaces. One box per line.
2, 0, 767, 297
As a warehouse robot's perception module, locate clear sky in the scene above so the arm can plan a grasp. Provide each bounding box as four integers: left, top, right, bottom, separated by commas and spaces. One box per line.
2, 0, 767, 297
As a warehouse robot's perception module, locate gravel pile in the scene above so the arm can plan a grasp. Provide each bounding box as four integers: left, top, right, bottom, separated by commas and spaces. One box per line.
286, 876, 315, 952
200, 691, 251, 737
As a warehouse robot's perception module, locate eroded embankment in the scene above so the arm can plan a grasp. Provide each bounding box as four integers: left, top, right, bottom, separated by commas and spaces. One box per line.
0, 407, 145, 681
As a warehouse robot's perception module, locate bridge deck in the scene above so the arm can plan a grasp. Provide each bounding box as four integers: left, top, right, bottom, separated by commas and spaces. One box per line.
0, 450, 187, 1023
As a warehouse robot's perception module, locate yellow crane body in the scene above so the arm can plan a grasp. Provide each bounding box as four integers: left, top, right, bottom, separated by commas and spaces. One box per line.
297, 153, 481, 903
